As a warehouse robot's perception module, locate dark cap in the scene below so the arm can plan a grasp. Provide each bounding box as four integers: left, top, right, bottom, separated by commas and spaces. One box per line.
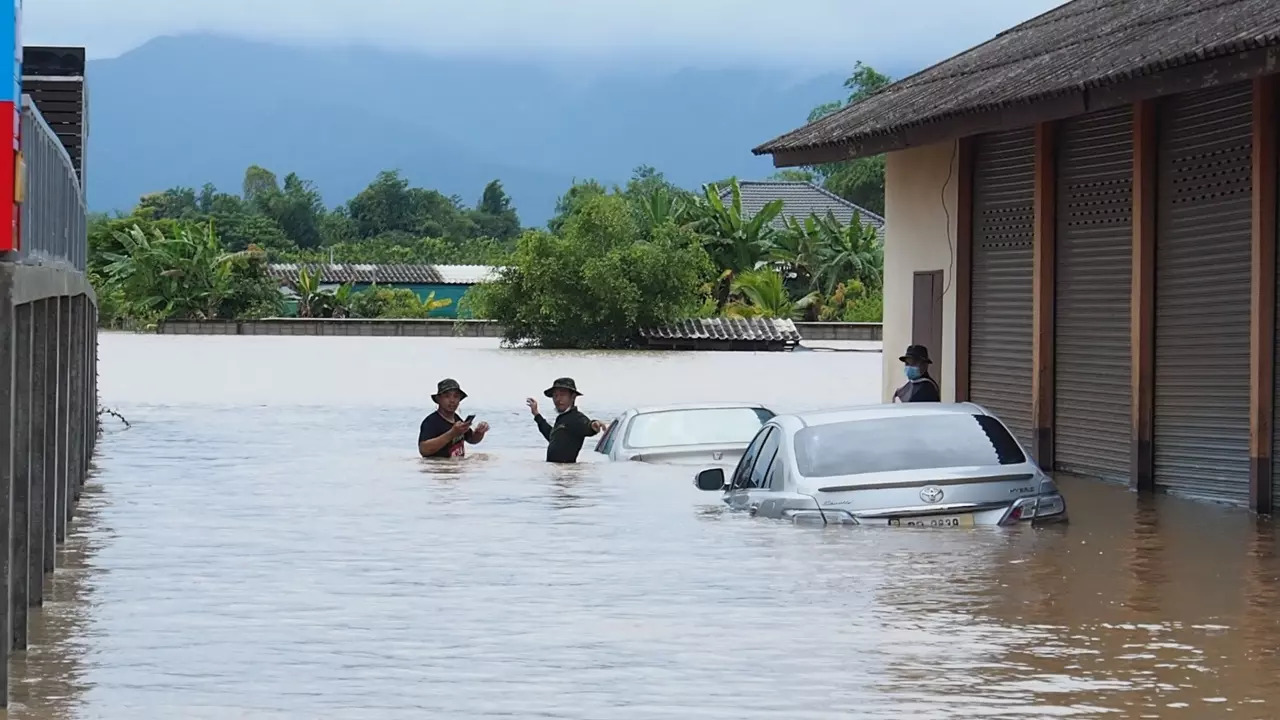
431, 378, 468, 403
898, 345, 932, 364
543, 377, 582, 398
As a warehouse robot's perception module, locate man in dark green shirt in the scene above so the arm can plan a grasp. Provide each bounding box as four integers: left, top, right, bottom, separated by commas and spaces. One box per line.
526, 377, 606, 463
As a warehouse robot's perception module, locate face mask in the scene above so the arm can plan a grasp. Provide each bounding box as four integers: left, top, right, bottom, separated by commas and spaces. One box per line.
904, 365, 922, 381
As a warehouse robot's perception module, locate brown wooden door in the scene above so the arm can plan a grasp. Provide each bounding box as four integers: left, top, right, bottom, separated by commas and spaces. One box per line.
912, 270, 944, 394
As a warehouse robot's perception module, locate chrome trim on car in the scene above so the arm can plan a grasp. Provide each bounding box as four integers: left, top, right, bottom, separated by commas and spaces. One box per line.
817, 473, 1035, 493
852, 501, 1011, 518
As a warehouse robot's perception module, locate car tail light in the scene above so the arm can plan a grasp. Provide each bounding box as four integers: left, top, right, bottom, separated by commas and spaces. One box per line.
1005, 491, 1067, 524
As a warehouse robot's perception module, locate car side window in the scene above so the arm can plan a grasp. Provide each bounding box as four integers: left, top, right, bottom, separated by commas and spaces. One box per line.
749, 428, 782, 489
766, 451, 786, 489
595, 417, 621, 454
731, 427, 772, 489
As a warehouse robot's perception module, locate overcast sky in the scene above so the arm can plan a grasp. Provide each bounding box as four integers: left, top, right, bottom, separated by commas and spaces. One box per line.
23, 0, 1067, 69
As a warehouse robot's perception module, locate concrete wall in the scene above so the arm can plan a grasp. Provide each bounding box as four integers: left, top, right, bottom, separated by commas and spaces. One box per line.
160, 318, 505, 337
882, 140, 960, 402
158, 318, 884, 341
0, 262, 98, 703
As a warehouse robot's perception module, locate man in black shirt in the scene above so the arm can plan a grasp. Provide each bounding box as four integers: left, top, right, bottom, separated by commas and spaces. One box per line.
892, 344, 941, 403
418, 378, 489, 458
526, 377, 606, 463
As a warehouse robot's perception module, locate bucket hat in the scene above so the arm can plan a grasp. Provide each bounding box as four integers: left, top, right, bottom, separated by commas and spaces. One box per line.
543, 377, 582, 398
431, 378, 468, 403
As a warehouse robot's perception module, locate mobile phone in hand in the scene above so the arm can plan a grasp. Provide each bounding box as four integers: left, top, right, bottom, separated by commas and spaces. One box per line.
464, 414, 476, 424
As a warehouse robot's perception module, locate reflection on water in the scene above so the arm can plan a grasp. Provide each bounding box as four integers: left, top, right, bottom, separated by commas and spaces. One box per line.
7, 333, 1280, 718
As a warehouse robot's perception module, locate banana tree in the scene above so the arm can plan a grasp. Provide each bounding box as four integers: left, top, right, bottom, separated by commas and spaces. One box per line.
811, 211, 883, 297
418, 290, 453, 316
289, 267, 357, 318
635, 186, 693, 231
289, 266, 324, 317
775, 214, 828, 290
686, 178, 783, 310
101, 222, 261, 321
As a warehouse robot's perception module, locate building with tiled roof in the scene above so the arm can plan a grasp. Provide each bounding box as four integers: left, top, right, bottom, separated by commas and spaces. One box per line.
716, 180, 885, 239
269, 263, 501, 318
752, 0, 1280, 512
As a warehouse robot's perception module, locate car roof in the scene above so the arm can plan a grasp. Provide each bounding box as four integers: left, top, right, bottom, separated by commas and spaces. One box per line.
626, 402, 772, 414
788, 402, 987, 428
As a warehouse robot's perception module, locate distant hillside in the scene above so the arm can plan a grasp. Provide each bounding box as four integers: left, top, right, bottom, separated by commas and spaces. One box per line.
80, 35, 895, 225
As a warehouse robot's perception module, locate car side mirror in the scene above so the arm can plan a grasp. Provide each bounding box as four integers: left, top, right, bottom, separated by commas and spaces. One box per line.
694, 467, 726, 491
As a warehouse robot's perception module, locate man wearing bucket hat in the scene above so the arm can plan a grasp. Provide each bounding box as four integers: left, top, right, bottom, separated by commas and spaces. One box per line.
418, 378, 489, 458
526, 377, 607, 463
892, 344, 941, 403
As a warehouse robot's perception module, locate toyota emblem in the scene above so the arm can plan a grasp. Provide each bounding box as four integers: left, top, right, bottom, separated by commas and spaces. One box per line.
920, 486, 944, 504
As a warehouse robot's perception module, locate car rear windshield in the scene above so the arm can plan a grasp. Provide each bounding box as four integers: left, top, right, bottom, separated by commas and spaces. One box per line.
793, 413, 1027, 478
625, 407, 775, 449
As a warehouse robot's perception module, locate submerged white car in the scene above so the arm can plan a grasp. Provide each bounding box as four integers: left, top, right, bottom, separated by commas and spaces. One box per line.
693, 402, 1067, 527
594, 403, 776, 465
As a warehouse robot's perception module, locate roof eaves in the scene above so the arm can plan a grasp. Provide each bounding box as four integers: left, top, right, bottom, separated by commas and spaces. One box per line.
754, 6, 1280, 157
749, 5, 1044, 155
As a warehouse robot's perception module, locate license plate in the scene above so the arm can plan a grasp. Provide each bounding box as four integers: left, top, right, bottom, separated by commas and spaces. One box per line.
888, 514, 975, 528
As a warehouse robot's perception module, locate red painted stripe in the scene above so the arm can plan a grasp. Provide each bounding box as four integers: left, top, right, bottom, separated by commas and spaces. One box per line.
0, 100, 13, 252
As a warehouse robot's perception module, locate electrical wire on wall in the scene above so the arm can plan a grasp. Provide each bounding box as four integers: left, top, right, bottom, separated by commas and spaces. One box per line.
938, 139, 959, 299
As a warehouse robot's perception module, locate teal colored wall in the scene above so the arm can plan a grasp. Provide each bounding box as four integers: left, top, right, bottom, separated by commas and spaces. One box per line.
280, 282, 476, 318
392, 284, 472, 318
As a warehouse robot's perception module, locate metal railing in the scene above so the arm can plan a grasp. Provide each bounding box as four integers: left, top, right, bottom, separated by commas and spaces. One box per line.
16, 95, 87, 271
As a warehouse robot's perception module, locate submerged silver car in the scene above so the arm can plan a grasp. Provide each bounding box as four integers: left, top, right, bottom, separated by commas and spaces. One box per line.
594, 403, 776, 465
693, 402, 1068, 527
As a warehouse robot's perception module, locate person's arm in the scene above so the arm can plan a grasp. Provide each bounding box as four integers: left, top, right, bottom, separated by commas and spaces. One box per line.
418, 419, 470, 457
534, 414, 553, 441
570, 412, 602, 438
466, 422, 489, 444
419, 431, 457, 457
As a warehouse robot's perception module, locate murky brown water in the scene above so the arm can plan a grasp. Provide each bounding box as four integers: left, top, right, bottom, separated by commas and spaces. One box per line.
6, 333, 1280, 719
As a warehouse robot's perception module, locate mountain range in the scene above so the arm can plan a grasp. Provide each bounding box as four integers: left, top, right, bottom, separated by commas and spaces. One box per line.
82, 35, 914, 225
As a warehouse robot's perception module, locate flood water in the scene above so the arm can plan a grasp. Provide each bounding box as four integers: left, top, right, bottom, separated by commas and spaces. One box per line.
7, 333, 1280, 719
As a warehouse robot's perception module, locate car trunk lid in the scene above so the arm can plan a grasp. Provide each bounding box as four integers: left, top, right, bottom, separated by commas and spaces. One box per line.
812, 466, 1041, 514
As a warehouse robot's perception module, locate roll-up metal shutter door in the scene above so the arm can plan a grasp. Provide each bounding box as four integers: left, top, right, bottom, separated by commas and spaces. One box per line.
970, 128, 1036, 451
1154, 82, 1253, 504
1054, 106, 1134, 482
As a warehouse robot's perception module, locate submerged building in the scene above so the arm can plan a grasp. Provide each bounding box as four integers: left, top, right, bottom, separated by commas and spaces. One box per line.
753, 0, 1280, 512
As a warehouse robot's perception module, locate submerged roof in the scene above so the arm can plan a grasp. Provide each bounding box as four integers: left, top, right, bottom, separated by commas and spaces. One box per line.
717, 181, 885, 234
267, 263, 500, 285
754, 0, 1280, 162
640, 317, 802, 345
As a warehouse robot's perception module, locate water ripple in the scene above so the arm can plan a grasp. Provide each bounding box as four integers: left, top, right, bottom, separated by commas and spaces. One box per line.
7, 335, 1280, 719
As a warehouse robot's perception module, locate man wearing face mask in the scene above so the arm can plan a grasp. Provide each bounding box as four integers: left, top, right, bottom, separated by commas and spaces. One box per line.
526, 377, 607, 463
892, 345, 941, 403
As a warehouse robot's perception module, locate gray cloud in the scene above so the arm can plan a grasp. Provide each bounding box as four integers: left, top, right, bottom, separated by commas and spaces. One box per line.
24, 0, 1066, 68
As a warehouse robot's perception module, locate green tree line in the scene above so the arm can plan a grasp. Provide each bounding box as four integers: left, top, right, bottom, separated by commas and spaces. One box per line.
89, 62, 888, 342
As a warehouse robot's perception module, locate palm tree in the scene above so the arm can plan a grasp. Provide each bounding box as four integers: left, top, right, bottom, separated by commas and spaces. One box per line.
726, 269, 818, 319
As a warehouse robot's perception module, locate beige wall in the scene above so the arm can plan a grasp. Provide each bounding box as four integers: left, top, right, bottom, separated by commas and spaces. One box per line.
881, 140, 960, 402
